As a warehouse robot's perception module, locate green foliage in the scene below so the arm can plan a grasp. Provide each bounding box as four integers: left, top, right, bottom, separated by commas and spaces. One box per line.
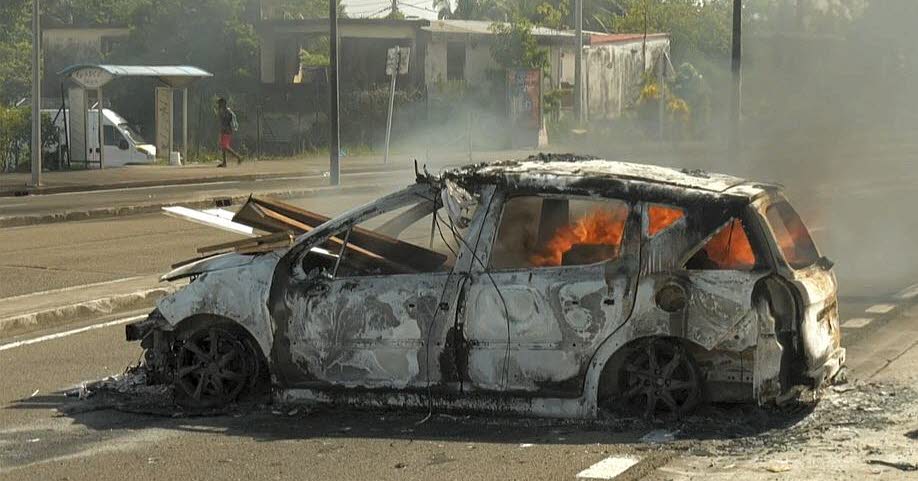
0, 0, 31, 104
299, 37, 330, 68
0, 106, 61, 172
490, 15, 549, 70
44, 0, 146, 25
609, 0, 732, 61
434, 0, 504, 20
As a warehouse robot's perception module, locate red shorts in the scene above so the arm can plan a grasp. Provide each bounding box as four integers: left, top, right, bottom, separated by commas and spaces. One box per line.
219, 133, 233, 150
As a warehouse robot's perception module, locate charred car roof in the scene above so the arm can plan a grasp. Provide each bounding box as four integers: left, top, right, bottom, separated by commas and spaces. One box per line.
441, 154, 779, 205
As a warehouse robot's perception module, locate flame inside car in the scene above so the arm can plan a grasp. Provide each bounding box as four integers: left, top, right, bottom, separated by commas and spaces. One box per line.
531, 207, 627, 267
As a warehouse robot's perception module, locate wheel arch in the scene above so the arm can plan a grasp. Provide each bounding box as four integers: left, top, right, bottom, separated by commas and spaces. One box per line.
172, 313, 271, 369
582, 333, 707, 417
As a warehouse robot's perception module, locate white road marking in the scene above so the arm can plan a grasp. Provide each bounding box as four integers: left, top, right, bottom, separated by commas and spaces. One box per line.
865, 304, 896, 314
0, 276, 145, 303
576, 456, 640, 480
895, 283, 918, 300
842, 318, 874, 329
0, 315, 145, 352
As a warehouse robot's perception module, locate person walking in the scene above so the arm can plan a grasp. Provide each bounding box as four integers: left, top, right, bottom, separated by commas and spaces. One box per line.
217, 97, 242, 167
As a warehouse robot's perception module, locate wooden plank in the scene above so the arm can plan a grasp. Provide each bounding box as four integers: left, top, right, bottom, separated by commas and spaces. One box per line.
197, 231, 293, 254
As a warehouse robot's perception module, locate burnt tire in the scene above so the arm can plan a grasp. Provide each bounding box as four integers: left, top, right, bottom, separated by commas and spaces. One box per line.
618, 338, 703, 419
173, 327, 259, 409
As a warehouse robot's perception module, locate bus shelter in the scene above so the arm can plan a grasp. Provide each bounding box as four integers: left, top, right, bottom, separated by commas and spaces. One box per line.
58, 64, 212, 168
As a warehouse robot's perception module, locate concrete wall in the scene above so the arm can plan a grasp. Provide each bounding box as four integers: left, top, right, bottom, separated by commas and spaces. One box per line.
582, 37, 669, 120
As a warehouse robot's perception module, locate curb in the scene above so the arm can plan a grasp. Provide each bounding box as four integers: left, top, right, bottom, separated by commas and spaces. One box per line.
0, 159, 441, 198
0, 182, 390, 228
0, 285, 178, 340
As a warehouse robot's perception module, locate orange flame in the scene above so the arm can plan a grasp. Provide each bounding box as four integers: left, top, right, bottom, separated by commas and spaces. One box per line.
530, 207, 627, 267
703, 219, 756, 269
648, 205, 684, 237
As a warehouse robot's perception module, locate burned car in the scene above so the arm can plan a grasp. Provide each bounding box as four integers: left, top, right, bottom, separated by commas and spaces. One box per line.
127, 156, 845, 418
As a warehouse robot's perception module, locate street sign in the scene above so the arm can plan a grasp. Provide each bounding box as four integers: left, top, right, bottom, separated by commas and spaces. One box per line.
385, 47, 410, 76
70, 67, 114, 89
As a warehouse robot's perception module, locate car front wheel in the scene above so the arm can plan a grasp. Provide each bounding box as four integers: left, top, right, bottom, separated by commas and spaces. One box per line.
174, 327, 258, 408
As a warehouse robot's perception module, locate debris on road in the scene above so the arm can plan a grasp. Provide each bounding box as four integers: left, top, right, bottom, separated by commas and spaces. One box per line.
866, 459, 918, 472
640, 429, 677, 444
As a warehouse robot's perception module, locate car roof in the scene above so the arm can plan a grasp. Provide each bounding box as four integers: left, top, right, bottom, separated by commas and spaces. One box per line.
444, 155, 776, 200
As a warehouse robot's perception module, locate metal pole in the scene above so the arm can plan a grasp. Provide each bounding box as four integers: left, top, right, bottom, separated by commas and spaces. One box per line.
729, 0, 743, 160
182, 88, 188, 164
659, 52, 665, 141
573, 0, 583, 123
30, 0, 42, 186
328, 0, 341, 185
98, 88, 104, 169
384, 48, 398, 164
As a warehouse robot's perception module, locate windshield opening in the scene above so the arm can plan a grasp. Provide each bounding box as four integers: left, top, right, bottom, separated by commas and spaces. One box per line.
765, 202, 820, 269
118, 123, 147, 144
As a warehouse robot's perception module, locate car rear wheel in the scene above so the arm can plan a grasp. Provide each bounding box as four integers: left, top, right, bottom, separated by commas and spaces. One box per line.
618, 338, 703, 418
174, 327, 257, 408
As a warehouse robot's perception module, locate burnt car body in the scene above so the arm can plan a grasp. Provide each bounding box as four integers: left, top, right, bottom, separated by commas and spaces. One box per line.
127, 157, 845, 418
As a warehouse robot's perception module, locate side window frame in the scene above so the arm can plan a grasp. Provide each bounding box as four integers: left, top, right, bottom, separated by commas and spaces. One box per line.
680, 212, 765, 272
485, 191, 634, 273
643, 202, 686, 239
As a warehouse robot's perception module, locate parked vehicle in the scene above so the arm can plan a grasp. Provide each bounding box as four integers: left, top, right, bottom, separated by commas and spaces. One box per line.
126, 155, 845, 418
45, 108, 156, 167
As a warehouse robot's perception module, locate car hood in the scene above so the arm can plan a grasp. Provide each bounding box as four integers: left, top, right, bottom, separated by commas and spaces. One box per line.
161, 252, 258, 282
137, 144, 157, 157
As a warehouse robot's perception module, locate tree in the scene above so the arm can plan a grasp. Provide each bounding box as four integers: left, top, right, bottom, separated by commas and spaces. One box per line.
609, 0, 732, 61
0, 0, 31, 104
490, 14, 549, 70
433, 0, 504, 20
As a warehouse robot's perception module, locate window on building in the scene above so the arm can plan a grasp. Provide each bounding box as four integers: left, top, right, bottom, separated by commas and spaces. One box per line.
685, 219, 758, 271
647, 204, 685, 237
447, 42, 466, 81
490, 196, 629, 270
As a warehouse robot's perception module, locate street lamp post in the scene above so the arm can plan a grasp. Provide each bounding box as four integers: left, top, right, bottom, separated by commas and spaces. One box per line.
573, 0, 583, 123
31, 0, 42, 187
328, 0, 341, 185
729, 0, 743, 161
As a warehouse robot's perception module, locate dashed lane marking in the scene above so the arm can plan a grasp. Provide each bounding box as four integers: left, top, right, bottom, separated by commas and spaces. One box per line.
865, 304, 897, 314
842, 318, 874, 329
0, 315, 144, 352
576, 456, 640, 480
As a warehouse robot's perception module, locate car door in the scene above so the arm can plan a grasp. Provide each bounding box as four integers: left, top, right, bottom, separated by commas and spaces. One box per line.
270, 184, 482, 391
461, 190, 640, 396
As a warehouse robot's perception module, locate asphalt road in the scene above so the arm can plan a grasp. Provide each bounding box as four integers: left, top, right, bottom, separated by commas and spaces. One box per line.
0, 189, 391, 299
1, 295, 915, 481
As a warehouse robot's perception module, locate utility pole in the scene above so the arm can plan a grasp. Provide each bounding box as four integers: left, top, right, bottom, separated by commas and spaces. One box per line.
728, 0, 742, 161
573, 0, 583, 123
31, 0, 42, 187
328, 0, 340, 185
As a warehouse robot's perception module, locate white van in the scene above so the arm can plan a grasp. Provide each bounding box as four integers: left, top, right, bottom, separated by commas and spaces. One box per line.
45, 108, 157, 167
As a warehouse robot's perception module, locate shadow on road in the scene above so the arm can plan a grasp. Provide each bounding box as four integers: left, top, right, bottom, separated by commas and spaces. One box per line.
6, 388, 815, 447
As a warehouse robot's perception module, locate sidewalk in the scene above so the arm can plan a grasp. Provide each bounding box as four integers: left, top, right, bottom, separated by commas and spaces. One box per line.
0, 275, 178, 340
0, 150, 536, 197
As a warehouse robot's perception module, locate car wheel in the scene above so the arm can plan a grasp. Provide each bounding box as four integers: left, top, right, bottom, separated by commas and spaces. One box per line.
174, 327, 257, 408
618, 338, 703, 419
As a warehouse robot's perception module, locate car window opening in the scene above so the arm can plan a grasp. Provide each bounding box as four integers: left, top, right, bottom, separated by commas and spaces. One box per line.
491, 196, 629, 269
765, 202, 820, 269
685, 218, 757, 271
647, 204, 685, 237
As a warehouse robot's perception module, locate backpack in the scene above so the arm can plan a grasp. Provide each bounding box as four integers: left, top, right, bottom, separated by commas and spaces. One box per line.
229, 109, 239, 132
